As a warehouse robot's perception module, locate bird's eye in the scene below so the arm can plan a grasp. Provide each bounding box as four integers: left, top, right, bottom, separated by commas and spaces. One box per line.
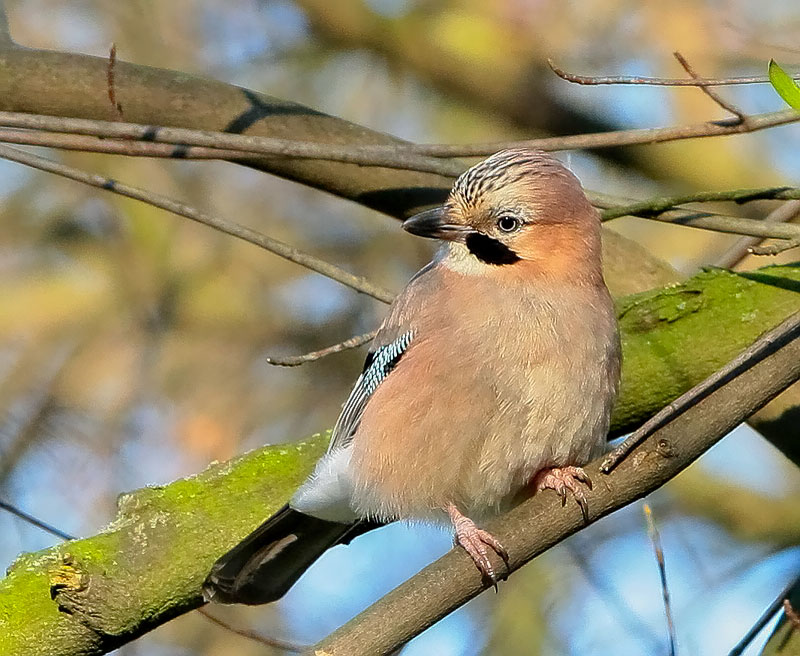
497, 215, 521, 233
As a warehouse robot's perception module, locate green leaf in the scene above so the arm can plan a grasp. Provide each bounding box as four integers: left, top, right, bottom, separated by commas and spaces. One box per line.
768, 59, 800, 111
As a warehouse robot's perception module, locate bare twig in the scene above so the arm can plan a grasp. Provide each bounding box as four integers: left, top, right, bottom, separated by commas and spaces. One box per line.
594, 188, 800, 241
0, 144, 395, 303
0, 499, 75, 541
412, 109, 800, 156
197, 608, 304, 653
0, 111, 463, 178
310, 309, 800, 655
673, 51, 745, 123
601, 311, 800, 473
548, 58, 800, 87
714, 200, 800, 268
0, 128, 250, 159
599, 186, 800, 220
643, 504, 676, 656
0, 109, 798, 163
728, 576, 800, 656
266, 330, 377, 367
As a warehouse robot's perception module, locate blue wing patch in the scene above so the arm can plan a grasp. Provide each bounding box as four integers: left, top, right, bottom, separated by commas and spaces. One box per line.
328, 331, 413, 452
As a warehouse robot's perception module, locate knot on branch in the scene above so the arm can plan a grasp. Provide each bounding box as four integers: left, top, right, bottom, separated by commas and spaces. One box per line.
49, 553, 89, 604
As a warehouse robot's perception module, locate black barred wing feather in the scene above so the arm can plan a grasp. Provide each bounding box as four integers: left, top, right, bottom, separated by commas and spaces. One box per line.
328, 331, 414, 452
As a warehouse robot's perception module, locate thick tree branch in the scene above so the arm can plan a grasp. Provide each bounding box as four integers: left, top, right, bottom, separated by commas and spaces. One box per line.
0, 44, 455, 220
310, 313, 800, 656
2, 264, 800, 656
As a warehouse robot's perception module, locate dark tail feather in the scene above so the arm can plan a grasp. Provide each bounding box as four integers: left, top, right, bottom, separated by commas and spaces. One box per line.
203, 505, 372, 605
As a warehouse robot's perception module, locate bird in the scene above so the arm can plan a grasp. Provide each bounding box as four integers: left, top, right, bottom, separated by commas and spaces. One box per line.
203, 148, 621, 605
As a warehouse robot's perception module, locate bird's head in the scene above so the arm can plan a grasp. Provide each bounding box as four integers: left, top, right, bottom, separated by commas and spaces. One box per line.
403, 149, 602, 279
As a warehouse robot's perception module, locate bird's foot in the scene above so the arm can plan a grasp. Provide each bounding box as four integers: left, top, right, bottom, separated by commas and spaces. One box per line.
532, 465, 593, 523
447, 504, 509, 589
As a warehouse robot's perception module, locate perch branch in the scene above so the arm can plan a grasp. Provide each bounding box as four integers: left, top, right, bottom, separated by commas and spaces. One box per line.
602, 311, 800, 472
310, 312, 800, 655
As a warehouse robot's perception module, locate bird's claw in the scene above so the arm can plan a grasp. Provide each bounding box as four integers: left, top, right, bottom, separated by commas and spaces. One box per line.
533, 466, 593, 523
447, 505, 509, 590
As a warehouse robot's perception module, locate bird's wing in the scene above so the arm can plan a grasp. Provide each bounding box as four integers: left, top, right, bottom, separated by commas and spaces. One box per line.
327, 329, 414, 453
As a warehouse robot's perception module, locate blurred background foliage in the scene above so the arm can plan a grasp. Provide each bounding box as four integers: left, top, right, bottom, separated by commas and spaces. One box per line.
1, 1, 800, 654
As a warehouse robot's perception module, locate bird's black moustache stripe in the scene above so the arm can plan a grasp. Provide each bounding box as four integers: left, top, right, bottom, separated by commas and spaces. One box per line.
465, 232, 520, 265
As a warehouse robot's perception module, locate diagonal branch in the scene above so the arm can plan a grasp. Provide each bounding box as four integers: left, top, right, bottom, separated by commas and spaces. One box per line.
310, 314, 800, 655
0, 499, 74, 541
672, 51, 745, 123
265, 330, 377, 367
0, 144, 395, 304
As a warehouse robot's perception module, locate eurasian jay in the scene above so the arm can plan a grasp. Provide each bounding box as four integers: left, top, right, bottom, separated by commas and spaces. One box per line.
204, 148, 621, 604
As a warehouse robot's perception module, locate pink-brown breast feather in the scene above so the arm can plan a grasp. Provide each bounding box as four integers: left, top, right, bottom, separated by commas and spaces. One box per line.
348, 261, 619, 522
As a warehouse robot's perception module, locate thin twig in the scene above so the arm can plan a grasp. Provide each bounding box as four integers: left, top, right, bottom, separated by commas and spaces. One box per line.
728, 576, 800, 656
595, 188, 800, 241
0, 499, 75, 541
197, 608, 304, 653
601, 310, 800, 473
0, 112, 463, 178
673, 51, 745, 123
714, 200, 800, 268
266, 330, 377, 367
643, 504, 676, 656
0, 144, 394, 303
548, 58, 800, 87
412, 109, 800, 157
599, 186, 800, 220
0, 128, 250, 159
0, 108, 798, 163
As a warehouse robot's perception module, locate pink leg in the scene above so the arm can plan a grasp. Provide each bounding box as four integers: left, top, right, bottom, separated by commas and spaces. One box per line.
532, 465, 593, 522
447, 504, 509, 588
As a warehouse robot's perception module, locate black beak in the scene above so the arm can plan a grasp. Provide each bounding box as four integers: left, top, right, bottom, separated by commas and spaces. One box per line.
402, 207, 470, 242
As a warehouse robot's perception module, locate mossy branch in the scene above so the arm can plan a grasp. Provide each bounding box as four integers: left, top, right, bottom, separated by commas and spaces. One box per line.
2, 264, 800, 655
